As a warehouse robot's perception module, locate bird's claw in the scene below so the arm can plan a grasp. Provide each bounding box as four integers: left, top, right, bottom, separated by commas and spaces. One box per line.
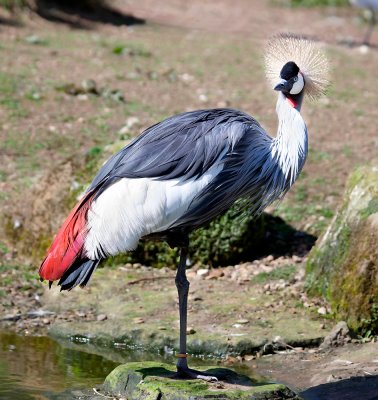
174, 368, 218, 382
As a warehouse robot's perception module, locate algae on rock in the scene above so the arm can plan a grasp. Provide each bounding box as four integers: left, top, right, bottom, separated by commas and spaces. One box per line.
306, 163, 378, 334
101, 361, 301, 400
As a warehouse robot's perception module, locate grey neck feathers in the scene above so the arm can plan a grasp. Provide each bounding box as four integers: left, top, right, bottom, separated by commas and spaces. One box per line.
271, 92, 308, 186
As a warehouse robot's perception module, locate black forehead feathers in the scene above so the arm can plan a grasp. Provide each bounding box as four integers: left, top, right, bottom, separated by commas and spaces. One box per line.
280, 61, 299, 80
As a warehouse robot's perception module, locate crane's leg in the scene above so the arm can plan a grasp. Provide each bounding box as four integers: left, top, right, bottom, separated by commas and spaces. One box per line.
174, 243, 217, 382
363, 9, 376, 45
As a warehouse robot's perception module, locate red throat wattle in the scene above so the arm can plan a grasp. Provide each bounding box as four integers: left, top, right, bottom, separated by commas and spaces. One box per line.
286, 96, 298, 109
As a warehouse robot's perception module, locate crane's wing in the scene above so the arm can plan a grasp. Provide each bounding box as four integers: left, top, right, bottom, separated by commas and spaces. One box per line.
88, 108, 264, 195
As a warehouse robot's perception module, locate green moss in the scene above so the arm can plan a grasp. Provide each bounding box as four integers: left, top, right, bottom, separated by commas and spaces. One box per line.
360, 199, 378, 220
306, 224, 351, 297
104, 207, 305, 269
103, 204, 268, 269
306, 164, 378, 333
103, 362, 300, 399
252, 264, 297, 284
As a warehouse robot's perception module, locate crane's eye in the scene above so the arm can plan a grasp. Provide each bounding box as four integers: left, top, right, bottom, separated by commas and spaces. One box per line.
293, 76, 298, 82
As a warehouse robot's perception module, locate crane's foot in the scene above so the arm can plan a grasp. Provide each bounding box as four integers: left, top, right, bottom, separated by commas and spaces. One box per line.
174, 367, 218, 382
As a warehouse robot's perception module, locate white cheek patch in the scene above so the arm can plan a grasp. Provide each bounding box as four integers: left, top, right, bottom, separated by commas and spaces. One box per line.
290, 73, 304, 95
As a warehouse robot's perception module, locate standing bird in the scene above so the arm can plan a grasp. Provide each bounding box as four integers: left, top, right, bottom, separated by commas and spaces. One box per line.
350, 0, 378, 45
39, 34, 329, 381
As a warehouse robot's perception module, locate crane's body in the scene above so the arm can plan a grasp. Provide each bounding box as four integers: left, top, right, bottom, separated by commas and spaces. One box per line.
39, 34, 328, 381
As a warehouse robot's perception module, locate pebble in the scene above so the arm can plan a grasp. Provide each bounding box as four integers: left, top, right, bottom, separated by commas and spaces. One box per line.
187, 327, 196, 335
206, 269, 224, 280
330, 359, 353, 365
27, 310, 55, 318
179, 73, 195, 83
236, 319, 249, 325
198, 94, 208, 103
197, 269, 209, 277
317, 306, 327, 315
217, 100, 230, 108
96, 314, 107, 321
133, 317, 145, 324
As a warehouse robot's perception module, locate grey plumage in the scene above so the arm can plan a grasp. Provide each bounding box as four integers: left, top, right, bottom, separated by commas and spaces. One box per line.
87, 108, 303, 235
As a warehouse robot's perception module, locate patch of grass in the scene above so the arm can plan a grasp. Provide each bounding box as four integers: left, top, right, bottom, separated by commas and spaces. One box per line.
252, 264, 297, 284
358, 303, 378, 337
0, 71, 28, 118
294, 185, 308, 202
0, 0, 29, 11
0, 242, 9, 253
342, 145, 353, 158
25, 88, 43, 102
312, 177, 328, 185
112, 43, 152, 58
25, 35, 49, 46
277, 202, 334, 235
353, 109, 365, 117
308, 149, 331, 162
0, 171, 7, 182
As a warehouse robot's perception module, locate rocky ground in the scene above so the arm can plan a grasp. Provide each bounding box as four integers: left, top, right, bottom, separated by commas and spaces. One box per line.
1, 256, 377, 399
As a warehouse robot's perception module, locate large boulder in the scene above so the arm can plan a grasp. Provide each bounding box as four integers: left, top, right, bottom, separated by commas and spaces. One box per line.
100, 361, 301, 400
306, 163, 378, 334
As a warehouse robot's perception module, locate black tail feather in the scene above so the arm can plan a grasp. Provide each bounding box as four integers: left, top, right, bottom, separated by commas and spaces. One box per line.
58, 258, 100, 291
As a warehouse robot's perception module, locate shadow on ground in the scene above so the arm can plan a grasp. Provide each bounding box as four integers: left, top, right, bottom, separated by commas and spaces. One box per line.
301, 375, 378, 400
0, 0, 145, 28
135, 365, 266, 387
256, 213, 316, 259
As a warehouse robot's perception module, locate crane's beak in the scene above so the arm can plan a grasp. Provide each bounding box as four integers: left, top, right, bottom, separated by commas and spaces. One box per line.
274, 79, 291, 93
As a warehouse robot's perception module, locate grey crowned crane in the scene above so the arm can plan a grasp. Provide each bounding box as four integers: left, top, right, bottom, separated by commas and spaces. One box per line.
350, 0, 378, 45
39, 34, 329, 381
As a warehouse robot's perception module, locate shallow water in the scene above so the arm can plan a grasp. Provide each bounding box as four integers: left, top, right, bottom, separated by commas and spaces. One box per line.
0, 331, 122, 399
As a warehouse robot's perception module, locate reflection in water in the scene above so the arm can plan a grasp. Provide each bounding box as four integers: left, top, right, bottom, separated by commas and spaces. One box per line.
0, 331, 118, 399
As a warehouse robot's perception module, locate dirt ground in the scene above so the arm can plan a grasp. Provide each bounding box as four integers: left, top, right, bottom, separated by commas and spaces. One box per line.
0, 1, 377, 399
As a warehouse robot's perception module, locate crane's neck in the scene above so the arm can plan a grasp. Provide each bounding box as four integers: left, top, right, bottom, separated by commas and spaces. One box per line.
271, 92, 308, 186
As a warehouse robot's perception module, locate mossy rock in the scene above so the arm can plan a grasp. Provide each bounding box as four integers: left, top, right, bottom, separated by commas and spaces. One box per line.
101, 361, 301, 399
306, 163, 378, 334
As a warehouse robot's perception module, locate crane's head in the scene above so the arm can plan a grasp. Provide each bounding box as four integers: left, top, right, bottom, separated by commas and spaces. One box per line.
265, 34, 329, 102
273, 61, 305, 96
